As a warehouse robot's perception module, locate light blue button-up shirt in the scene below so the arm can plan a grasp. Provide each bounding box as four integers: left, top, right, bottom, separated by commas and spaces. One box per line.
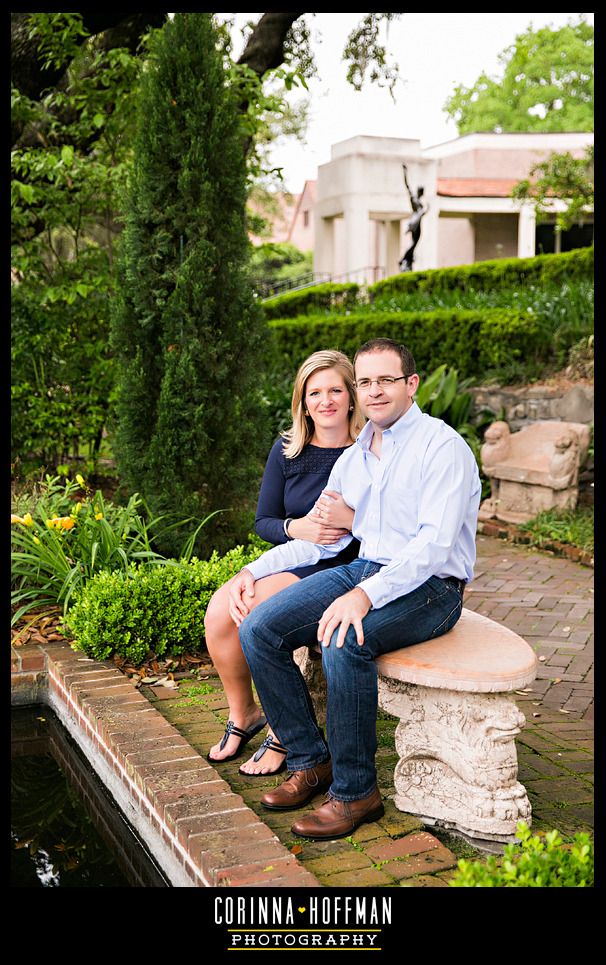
246, 401, 482, 609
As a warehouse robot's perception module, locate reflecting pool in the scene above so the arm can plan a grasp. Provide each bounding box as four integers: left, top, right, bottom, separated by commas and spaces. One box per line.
11, 705, 169, 887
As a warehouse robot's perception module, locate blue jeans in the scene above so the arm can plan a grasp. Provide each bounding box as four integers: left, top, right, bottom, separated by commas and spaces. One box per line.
239, 559, 463, 802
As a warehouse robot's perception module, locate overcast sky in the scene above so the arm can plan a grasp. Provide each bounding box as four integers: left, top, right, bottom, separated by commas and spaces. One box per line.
218, 12, 593, 193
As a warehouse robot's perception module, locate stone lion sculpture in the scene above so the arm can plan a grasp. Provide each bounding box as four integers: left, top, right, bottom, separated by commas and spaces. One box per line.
548, 430, 580, 489
480, 420, 511, 471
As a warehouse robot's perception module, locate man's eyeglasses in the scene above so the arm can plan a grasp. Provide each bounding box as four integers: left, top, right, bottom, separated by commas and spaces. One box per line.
354, 376, 410, 390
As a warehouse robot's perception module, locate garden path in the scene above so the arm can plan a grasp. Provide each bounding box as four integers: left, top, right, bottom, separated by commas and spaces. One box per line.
148, 533, 594, 883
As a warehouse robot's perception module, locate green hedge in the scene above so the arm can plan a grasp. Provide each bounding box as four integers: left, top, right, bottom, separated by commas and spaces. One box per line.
368, 248, 594, 300
262, 282, 360, 319
63, 540, 267, 665
268, 309, 545, 381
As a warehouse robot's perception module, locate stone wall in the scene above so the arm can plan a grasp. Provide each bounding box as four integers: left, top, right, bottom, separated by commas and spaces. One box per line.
469, 382, 593, 432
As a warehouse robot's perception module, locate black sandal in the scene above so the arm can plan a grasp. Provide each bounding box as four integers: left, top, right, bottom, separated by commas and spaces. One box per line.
207, 717, 266, 764
238, 735, 288, 777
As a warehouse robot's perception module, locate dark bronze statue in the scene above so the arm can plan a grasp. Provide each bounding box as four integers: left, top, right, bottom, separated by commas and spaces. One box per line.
399, 164, 429, 272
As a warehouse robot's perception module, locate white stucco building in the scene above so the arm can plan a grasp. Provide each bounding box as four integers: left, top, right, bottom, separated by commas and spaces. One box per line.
301, 131, 593, 284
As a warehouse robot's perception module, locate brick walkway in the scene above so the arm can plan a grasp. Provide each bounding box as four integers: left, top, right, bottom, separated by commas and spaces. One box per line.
11, 533, 593, 887
148, 534, 594, 883
464, 535, 594, 838
469, 535, 594, 721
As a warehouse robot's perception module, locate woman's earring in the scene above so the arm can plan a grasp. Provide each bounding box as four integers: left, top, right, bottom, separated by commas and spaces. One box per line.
304, 410, 309, 416
349, 405, 354, 411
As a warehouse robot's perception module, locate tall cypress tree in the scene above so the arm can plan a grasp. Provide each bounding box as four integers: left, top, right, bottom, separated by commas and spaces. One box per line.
111, 13, 269, 556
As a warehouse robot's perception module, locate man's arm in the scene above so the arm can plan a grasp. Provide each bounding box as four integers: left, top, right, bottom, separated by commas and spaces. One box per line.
245, 457, 353, 583
245, 530, 353, 583
233, 450, 366, 634
358, 435, 481, 609
314, 437, 480, 648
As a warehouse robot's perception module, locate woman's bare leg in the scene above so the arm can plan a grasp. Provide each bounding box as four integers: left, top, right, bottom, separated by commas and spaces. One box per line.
204, 571, 300, 766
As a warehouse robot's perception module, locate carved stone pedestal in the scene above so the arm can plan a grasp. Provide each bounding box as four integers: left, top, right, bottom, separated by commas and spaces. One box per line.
293, 645, 327, 726
378, 678, 531, 842
293, 609, 537, 845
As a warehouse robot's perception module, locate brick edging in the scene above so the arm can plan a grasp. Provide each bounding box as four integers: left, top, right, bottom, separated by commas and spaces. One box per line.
477, 520, 594, 567
11, 640, 319, 889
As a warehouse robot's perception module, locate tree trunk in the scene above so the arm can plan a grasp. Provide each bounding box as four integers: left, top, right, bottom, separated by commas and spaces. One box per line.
11, 12, 167, 147
12, 11, 303, 159
237, 12, 304, 75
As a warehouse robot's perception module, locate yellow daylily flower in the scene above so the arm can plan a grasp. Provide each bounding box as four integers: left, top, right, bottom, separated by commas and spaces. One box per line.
11, 512, 34, 526
95, 512, 104, 521
76, 474, 85, 487
60, 517, 75, 530
33, 536, 40, 544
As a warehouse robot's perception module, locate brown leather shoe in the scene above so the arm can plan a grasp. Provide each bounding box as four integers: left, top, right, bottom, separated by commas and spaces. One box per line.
260, 759, 333, 811
291, 786, 384, 839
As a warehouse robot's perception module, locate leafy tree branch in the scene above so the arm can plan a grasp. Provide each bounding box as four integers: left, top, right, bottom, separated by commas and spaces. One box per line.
512, 146, 594, 233
444, 17, 593, 134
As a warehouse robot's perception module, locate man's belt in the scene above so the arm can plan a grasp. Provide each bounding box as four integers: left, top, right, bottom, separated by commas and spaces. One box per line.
443, 576, 466, 595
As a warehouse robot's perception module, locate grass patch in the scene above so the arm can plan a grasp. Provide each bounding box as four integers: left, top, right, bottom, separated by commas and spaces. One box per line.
517, 506, 593, 554
180, 683, 216, 697
427, 826, 488, 863
376, 721, 397, 748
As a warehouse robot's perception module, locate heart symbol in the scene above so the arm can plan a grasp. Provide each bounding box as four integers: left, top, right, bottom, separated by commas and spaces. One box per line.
298, 907, 306, 913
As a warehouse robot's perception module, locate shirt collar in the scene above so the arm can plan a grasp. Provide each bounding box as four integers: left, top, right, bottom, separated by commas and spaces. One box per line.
356, 401, 422, 450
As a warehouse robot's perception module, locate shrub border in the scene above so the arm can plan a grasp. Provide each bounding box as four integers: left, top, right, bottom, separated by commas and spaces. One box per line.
368, 248, 594, 299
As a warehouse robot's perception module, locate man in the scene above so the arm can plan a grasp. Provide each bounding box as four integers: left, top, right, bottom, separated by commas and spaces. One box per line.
229, 338, 481, 840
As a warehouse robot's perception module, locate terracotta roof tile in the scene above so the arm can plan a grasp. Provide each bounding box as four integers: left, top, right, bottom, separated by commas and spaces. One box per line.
437, 178, 519, 198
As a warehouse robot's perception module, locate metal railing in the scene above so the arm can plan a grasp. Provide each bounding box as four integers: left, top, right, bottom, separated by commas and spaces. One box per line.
257, 271, 331, 300
259, 265, 386, 301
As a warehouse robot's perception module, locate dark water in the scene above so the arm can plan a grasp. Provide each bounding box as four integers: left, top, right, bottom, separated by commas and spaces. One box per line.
11, 706, 169, 888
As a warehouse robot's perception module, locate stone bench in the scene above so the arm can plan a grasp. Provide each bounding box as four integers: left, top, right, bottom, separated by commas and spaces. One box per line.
295, 608, 538, 846
479, 419, 591, 524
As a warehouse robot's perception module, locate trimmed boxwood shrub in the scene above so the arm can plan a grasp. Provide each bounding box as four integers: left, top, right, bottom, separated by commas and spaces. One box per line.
262, 282, 360, 320
62, 539, 267, 664
369, 248, 594, 300
267, 308, 545, 381
450, 821, 593, 888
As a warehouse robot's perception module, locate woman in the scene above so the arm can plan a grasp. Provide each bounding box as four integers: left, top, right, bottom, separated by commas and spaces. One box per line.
204, 350, 363, 776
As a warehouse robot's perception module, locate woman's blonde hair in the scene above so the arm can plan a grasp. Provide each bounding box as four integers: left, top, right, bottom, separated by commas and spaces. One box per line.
282, 350, 364, 459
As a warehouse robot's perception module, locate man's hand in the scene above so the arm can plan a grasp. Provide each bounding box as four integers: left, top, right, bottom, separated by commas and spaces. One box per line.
317, 587, 372, 649
227, 567, 256, 627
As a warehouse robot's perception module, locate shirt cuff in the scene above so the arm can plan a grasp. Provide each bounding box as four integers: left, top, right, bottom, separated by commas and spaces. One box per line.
357, 574, 396, 610
245, 557, 273, 582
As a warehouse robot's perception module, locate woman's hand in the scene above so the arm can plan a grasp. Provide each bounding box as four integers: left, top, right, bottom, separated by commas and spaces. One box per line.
310, 490, 355, 531
286, 515, 349, 545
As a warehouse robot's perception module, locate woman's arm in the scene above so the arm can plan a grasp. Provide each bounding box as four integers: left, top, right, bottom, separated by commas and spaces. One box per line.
310, 490, 355, 531
286, 514, 349, 544
288, 490, 353, 543
256, 444, 354, 546
254, 440, 290, 545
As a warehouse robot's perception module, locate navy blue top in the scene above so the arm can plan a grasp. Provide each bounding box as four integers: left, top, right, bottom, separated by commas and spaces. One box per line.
255, 438, 360, 579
